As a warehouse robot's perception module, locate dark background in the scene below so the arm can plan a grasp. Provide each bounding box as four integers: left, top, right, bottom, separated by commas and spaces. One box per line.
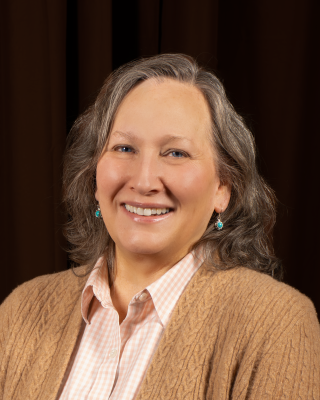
1, 0, 319, 312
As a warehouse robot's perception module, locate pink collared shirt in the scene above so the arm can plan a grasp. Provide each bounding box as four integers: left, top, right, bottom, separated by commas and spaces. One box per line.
59, 252, 203, 400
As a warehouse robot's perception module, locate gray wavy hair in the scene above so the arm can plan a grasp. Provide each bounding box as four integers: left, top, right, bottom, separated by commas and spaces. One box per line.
63, 53, 282, 280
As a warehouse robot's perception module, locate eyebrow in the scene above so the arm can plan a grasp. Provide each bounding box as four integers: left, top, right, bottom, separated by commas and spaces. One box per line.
111, 130, 193, 144
111, 131, 138, 141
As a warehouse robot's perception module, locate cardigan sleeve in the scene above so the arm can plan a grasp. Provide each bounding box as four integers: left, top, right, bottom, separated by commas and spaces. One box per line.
0, 279, 43, 365
0, 271, 85, 400
245, 299, 320, 399
0, 285, 23, 397
0, 286, 21, 353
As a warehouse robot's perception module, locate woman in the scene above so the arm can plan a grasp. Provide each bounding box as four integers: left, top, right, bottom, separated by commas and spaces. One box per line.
0, 54, 319, 400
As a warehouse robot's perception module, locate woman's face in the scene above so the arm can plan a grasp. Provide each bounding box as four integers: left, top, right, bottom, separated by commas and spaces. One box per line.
96, 78, 230, 262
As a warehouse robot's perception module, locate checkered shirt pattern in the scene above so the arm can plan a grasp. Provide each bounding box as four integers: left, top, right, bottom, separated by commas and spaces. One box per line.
59, 251, 203, 400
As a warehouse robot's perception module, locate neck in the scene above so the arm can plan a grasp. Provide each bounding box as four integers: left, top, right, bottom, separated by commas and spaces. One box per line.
114, 247, 189, 288
109, 246, 190, 323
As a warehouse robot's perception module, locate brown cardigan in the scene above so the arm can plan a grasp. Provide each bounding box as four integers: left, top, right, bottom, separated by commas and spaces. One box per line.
0, 264, 319, 399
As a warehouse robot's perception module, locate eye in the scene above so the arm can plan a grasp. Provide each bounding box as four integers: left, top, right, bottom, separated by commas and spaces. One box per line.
114, 145, 134, 153
167, 150, 189, 158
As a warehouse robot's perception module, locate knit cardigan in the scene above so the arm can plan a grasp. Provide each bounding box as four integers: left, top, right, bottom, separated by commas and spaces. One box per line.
0, 264, 319, 400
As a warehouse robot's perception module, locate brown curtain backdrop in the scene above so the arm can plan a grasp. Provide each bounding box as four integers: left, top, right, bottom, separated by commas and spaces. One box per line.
1, 0, 319, 313
0, 0, 67, 292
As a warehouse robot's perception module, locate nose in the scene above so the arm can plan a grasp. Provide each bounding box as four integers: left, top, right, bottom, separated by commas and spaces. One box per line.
129, 153, 163, 196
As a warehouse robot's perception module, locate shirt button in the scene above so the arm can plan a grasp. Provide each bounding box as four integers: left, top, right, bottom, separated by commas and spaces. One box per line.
109, 348, 117, 358
139, 292, 148, 301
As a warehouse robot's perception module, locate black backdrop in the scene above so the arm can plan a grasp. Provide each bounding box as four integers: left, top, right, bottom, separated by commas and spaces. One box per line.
1, 0, 319, 313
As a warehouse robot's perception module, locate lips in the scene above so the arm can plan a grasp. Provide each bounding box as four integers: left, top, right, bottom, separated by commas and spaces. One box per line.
124, 204, 170, 216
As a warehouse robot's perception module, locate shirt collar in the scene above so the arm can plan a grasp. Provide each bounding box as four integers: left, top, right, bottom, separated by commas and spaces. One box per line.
146, 251, 204, 327
81, 251, 204, 326
81, 257, 112, 324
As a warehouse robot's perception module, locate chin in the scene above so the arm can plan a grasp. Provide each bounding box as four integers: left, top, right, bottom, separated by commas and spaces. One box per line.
117, 237, 170, 257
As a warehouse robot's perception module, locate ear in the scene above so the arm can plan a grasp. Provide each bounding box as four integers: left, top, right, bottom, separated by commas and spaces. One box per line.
214, 182, 231, 213
95, 188, 99, 202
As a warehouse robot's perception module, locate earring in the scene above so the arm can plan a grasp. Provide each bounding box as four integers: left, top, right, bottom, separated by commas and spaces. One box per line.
215, 213, 223, 230
95, 203, 102, 218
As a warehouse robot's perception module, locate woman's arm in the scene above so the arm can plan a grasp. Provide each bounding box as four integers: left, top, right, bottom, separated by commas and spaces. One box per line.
0, 270, 85, 400
244, 308, 320, 399
0, 285, 22, 398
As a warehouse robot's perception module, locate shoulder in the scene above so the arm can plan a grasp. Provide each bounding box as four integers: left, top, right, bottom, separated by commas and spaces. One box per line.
209, 266, 315, 311
202, 266, 319, 336
0, 266, 88, 327
0, 267, 89, 393
238, 267, 314, 312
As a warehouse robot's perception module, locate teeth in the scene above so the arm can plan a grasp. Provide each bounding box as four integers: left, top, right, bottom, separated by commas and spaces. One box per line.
124, 204, 170, 216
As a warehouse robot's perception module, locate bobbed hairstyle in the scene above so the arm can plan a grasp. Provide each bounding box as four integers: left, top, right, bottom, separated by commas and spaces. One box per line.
63, 53, 282, 280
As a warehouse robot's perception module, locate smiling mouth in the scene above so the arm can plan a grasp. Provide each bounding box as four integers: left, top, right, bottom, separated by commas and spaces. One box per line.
124, 204, 171, 216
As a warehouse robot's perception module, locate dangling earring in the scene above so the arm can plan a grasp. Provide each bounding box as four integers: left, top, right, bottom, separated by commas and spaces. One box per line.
95, 203, 102, 218
215, 213, 223, 230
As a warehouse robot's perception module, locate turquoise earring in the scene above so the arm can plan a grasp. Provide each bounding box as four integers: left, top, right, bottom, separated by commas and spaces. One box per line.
95, 204, 102, 218
215, 213, 223, 230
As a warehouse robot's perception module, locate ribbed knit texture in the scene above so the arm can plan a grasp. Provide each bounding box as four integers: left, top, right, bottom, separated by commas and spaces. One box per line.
1, 265, 319, 400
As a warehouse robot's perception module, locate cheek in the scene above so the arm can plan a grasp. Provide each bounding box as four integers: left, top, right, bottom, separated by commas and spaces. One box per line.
168, 164, 218, 210
96, 158, 127, 202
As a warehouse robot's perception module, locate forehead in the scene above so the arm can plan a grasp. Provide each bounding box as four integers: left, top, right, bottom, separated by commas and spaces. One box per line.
112, 78, 213, 143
